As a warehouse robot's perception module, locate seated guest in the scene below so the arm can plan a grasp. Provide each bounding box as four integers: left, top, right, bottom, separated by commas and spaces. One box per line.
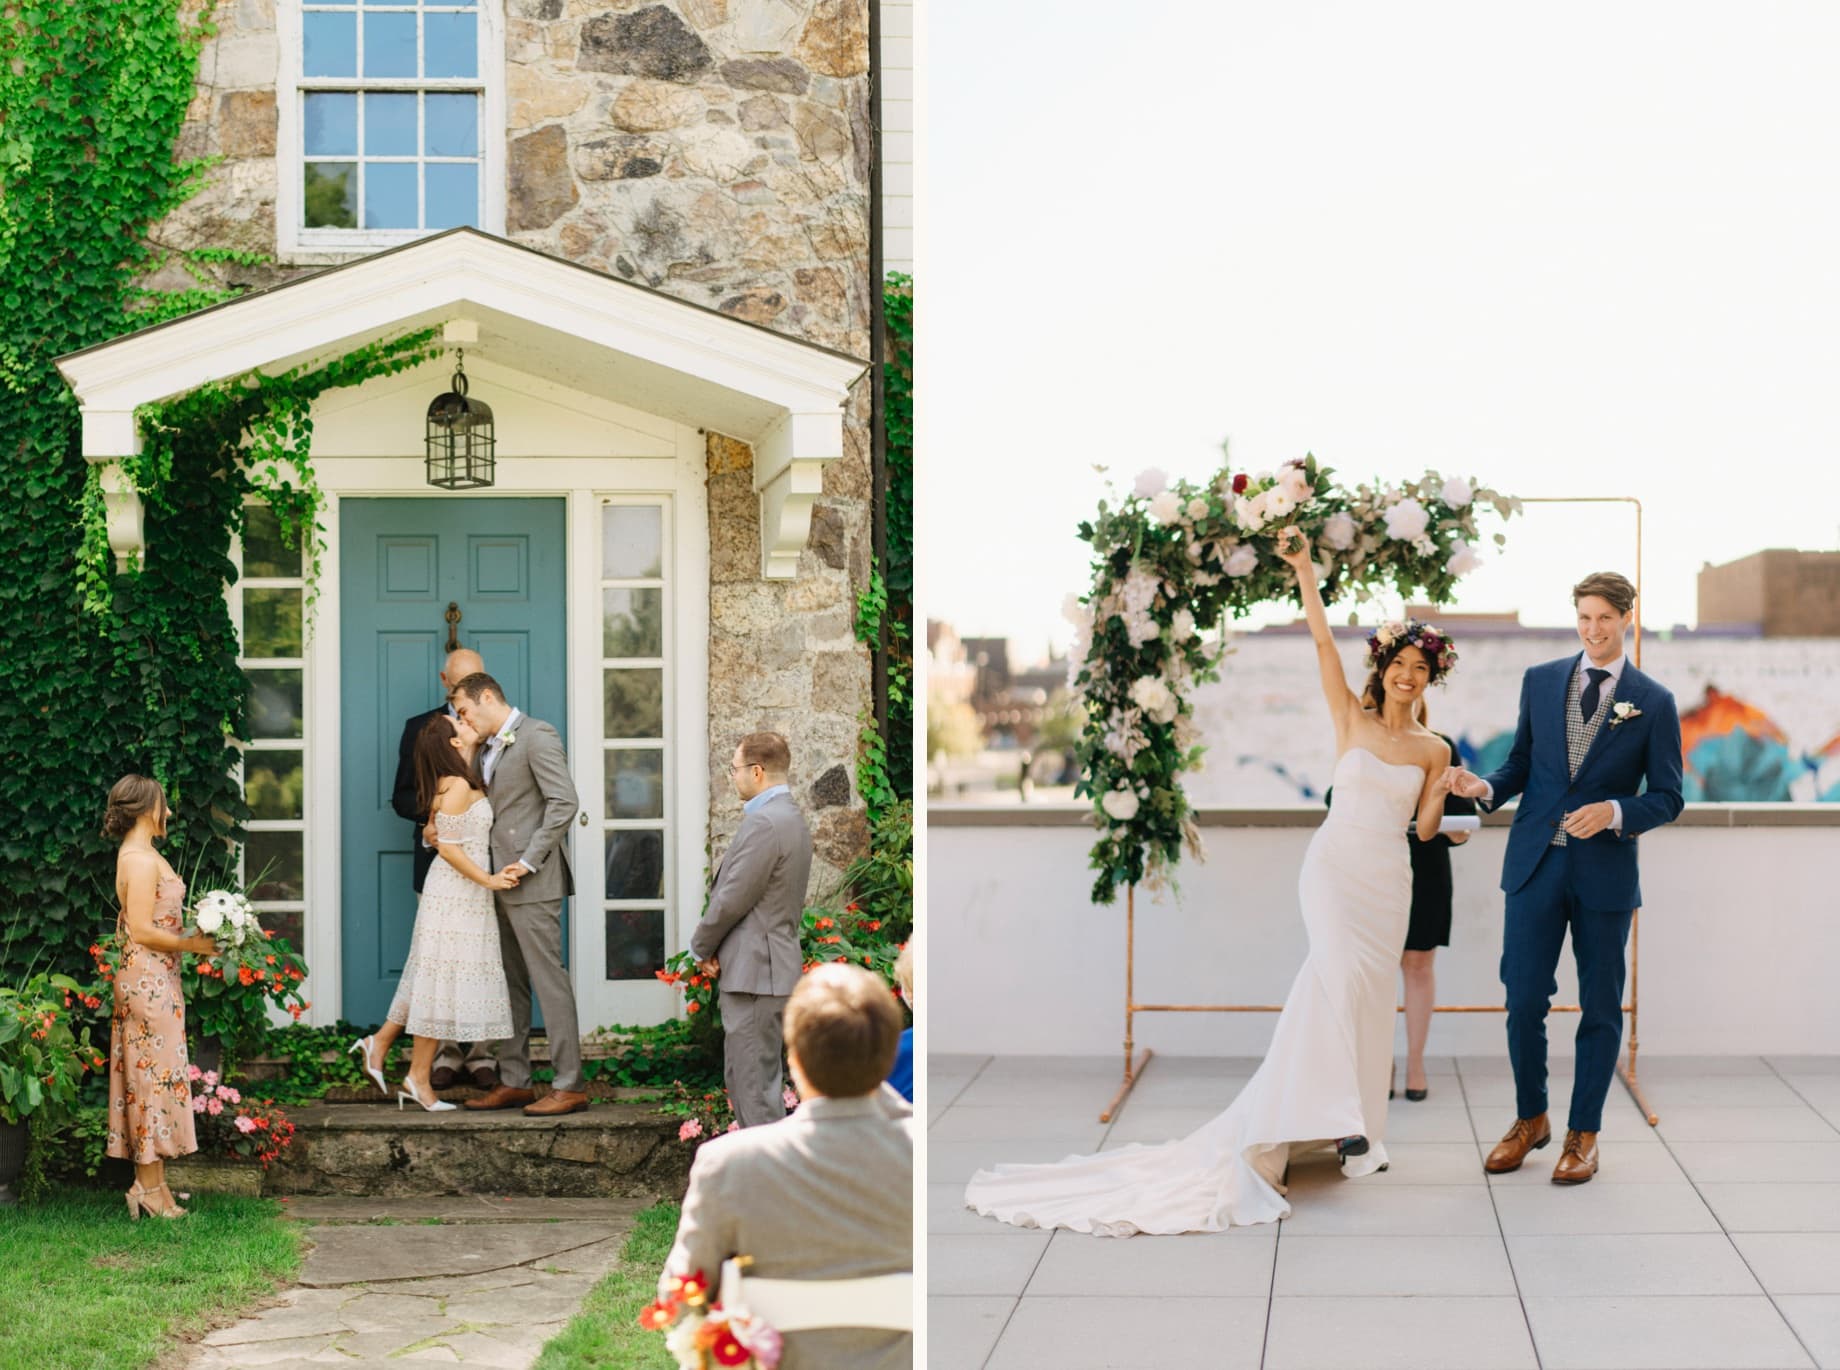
660, 963, 912, 1370
887, 943, 914, 1103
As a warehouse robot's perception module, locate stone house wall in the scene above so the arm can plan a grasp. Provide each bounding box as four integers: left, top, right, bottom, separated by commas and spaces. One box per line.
148, 0, 878, 887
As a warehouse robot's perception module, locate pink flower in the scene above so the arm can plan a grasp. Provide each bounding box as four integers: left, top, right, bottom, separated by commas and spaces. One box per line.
782, 1088, 799, 1110
678, 1118, 704, 1141
191, 1095, 208, 1113
221, 1087, 241, 1104
186, 1064, 203, 1082
234, 1115, 258, 1133
203, 1070, 219, 1088
206, 1097, 223, 1116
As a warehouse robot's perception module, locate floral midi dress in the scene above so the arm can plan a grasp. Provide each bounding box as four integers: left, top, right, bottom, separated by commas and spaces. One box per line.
106, 874, 198, 1163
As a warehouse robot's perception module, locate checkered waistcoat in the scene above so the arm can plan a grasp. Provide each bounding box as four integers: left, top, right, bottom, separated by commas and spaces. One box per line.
1552, 664, 1616, 847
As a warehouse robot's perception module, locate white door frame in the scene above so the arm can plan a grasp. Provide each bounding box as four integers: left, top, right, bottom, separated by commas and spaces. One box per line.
301, 441, 709, 1032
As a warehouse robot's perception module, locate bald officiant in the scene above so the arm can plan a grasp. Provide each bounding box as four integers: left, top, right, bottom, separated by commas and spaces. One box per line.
389, 648, 501, 1091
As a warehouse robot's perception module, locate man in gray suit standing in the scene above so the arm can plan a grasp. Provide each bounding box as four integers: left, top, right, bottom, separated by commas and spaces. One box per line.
691, 731, 812, 1129
449, 673, 589, 1117
660, 963, 912, 1370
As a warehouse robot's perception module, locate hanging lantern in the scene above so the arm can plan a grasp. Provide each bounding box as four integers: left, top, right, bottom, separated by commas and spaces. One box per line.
425, 350, 495, 489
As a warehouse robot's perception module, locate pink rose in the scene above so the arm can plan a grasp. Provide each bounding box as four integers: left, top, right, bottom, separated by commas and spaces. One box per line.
206, 1097, 223, 1116
678, 1118, 703, 1141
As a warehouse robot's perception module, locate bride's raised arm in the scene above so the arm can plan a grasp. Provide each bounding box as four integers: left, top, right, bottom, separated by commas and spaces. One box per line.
1275, 526, 1357, 736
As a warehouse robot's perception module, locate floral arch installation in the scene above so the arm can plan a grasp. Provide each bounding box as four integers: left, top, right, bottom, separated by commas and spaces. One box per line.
1063, 462, 1661, 1125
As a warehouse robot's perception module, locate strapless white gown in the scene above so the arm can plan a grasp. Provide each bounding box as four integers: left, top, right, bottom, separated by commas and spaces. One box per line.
964, 747, 1421, 1235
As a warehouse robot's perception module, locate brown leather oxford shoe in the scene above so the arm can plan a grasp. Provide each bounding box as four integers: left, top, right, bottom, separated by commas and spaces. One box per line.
1484, 1113, 1552, 1173
464, 1085, 536, 1111
1552, 1129, 1599, 1184
524, 1089, 589, 1117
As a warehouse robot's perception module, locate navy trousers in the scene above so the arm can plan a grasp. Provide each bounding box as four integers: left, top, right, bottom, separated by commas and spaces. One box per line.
1500, 843, 1634, 1133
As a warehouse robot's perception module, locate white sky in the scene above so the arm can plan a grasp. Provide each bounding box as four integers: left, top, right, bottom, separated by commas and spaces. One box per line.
921, 1, 1840, 662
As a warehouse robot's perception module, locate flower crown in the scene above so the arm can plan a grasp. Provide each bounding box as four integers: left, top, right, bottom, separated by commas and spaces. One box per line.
1366, 618, 1458, 674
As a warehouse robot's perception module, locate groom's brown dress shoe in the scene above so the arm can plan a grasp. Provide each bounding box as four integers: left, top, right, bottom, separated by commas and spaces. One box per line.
429, 1067, 459, 1091
524, 1089, 589, 1117
464, 1085, 536, 1111
1484, 1113, 1552, 1173
1552, 1130, 1599, 1184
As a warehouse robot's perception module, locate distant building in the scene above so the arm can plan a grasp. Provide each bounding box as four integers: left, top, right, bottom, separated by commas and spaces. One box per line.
927, 620, 976, 706
1699, 550, 1840, 637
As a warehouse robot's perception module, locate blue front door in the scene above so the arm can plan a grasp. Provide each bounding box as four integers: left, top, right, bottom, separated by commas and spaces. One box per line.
339, 497, 568, 1027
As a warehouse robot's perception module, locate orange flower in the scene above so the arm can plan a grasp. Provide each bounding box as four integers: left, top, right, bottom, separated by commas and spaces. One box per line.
686, 1001, 701, 1015
866, 920, 882, 931
637, 1301, 675, 1331
265, 955, 277, 965
815, 917, 833, 930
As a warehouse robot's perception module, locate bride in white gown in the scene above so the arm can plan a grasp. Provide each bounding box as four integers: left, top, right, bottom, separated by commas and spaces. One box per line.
966, 527, 1458, 1235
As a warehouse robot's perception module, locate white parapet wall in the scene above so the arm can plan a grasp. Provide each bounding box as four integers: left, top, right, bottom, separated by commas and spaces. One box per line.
927, 806, 1840, 1058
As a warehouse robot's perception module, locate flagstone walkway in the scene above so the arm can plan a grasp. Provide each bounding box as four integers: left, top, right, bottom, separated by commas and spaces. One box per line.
184, 1196, 646, 1369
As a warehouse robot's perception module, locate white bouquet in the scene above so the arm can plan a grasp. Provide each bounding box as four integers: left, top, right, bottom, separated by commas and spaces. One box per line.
190, 888, 259, 949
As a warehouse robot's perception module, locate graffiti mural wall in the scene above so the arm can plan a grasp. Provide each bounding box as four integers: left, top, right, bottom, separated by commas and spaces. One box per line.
1184, 630, 1840, 806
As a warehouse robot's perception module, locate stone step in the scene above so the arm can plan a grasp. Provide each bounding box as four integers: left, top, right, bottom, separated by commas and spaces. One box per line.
268, 1099, 691, 1200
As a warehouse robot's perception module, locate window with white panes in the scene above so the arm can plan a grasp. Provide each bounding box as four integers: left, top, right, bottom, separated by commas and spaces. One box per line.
293, 0, 489, 242
601, 499, 671, 982
237, 506, 308, 952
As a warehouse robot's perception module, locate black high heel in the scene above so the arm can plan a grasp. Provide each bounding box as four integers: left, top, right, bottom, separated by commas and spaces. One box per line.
1336, 1135, 1370, 1158
1405, 1086, 1429, 1102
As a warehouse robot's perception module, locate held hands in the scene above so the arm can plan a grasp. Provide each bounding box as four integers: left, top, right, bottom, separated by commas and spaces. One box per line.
483, 870, 519, 891
1444, 766, 1490, 800
697, 957, 720, 979
1560, 802, 1617, 840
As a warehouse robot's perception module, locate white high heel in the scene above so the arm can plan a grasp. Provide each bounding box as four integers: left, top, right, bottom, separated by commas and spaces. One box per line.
398, 1078, 457, 1112
349, 1036, 388, 1095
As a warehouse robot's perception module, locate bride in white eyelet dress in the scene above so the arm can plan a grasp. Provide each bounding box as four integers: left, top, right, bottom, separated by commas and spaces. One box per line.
965, 527, 1456, 1236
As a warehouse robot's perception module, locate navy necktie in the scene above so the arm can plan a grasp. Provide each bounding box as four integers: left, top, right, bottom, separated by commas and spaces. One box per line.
1580, 667, 1610, 721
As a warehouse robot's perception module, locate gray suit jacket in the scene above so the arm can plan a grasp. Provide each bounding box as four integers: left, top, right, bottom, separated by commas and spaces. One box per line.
661, 1088, 913, 1370
485, 716, 579, 906
691, 791, 810, 996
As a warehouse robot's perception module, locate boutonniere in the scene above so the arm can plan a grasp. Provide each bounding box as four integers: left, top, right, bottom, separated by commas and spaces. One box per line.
500, 729, 517, 746
1609, 702, 1642, 727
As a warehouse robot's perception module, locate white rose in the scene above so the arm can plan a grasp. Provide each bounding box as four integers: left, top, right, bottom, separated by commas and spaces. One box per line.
195, 907, 224, 935
1322, 511, 1358, 551
1236, 494, 1268, 532
1101, 788, 1141, 822
1128, 676, 1179, 724
1279, 465, 1312, 502
1148, 490, 1184, 524
1264, 490, 1296, 519
1440, 475, 1474, 508
1382, 499, 1430, 541
1171, 608, 1197, 641
1446, 543, 1484, 577
1185, 497, 1210, 521
1134, 467, 1168, 498
1224, 544, 1260, 577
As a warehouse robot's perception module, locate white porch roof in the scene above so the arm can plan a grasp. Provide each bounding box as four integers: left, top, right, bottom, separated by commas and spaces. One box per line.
55, 227, 869, 578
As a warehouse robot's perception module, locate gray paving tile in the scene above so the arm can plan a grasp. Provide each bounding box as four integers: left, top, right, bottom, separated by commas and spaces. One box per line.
1655, 1106, 1839, 1142
1104, 1075, 1254, 1112
1522, 1294, 1814, 1369
1698, 1182, 1840, 1232
928, 1233, 1050, 1297
926, 1296, 1014, 1370
929, 1183, 1047, 1237
1276, 1183, 1500, 1236
1507, 1232, 1762, 1296
930, 1106, 1123, 1143
1770, 1057, 1840, 1077
930, 1134, 1109, 1184
930, 1054, 994, 1075
1025, 1226, 1276, 1296
1480, 1139, 1688, 1185
1140, 1054, 1269, 1078
1491, 1182, 1720, 1235
1627, 1055, 1774, 1076
1778, 1296, 1840, 1370
1379, 1105, 1482, 1142
973, 1055, 1143, 1085
1640, 1075, 1811, 1108
1099, 1105, 1222, 1145
1264, 1295, 1537, 1369
1670, 1141, 1840, 1184
984, 1296, 1267, 1370
951, 1074, 1126, 1109
1731, 1233, 1840, 1294
1272, 1234, 1516, 1296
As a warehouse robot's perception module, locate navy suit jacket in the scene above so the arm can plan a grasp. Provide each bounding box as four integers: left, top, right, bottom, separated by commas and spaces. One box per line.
1481, 653, 1684, 911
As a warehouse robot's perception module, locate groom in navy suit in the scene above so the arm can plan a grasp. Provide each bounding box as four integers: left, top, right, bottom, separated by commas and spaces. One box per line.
1449, 572, 1683, 1184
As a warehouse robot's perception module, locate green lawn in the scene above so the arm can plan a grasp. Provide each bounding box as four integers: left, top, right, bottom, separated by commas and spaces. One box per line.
534, 1202, 681, 1370
0, 1187, 303, 1370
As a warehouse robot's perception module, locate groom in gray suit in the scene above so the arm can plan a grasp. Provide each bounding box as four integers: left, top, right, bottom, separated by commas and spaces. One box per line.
449, 673, 589, 1117
691, 731, 812, 1129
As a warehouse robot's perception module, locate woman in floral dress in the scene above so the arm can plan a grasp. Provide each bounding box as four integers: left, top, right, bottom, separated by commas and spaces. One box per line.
105, 774, 216, 1220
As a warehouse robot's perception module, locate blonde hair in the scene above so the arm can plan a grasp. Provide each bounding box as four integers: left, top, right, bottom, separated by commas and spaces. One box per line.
893, 943, 914, 1000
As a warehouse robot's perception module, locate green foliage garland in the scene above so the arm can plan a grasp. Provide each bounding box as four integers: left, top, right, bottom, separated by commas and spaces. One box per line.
1072, 457, 1520, 903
